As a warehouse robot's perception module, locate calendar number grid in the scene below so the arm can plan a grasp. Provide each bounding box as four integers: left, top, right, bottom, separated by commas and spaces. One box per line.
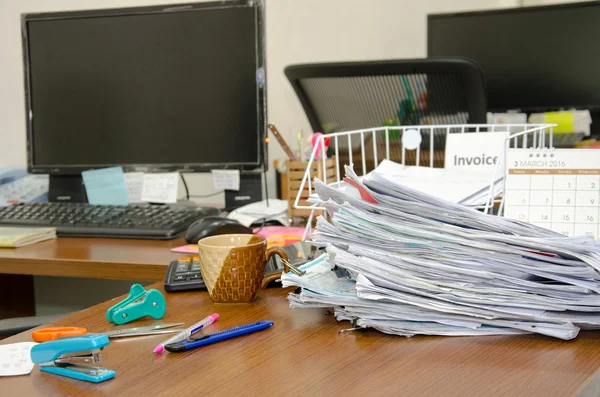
504, 149, 600, 239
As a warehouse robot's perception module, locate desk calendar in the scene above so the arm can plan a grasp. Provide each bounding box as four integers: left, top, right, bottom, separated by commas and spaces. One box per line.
504, 149, 600, 238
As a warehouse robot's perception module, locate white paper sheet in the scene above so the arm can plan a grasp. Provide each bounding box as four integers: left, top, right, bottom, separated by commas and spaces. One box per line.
227, 199, 289, 227
366, 159, 501, 205
124, 172, 145, 203
141, 172, 179, 204
444, 131, 510, 171
211, 169, 240, 191
0, 342, 37, 376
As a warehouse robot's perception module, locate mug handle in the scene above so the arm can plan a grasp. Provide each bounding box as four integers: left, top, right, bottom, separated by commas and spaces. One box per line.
261, 247, 290, 289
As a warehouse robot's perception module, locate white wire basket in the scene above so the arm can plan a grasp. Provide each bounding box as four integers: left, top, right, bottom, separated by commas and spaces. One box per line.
295, 123, 557, 239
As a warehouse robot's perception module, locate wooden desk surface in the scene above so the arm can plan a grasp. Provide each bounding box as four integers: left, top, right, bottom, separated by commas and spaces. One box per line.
0, 238, 188, 280
2, 284, 600, 397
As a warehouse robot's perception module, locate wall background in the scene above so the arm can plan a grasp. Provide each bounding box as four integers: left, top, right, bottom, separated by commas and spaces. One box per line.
1, 0, 529, 313
1, 0, 519, 204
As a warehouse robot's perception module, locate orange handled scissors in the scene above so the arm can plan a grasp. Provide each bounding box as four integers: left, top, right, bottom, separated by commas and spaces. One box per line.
33, 327, 87, 342
32, 322, 184, 342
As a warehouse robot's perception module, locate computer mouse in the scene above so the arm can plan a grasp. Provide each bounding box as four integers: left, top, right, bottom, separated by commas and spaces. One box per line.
184, 216, 253, 244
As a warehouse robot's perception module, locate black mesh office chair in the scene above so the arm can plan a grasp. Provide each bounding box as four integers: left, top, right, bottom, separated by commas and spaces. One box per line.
285, 57, 487, 168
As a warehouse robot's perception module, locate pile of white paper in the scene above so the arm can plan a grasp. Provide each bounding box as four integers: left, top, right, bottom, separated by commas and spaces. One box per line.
368, 159, 503, 208
283, 161, 600, 340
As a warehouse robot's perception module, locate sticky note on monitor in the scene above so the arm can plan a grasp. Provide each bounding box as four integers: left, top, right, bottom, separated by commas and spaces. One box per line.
141, 172, 179, 204
211, 169, 240, 191
124, 172, 145, 203
82, 167, 128, 205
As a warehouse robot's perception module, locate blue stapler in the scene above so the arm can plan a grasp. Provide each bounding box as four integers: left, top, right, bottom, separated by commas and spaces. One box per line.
106, 284, 167, 325
30, 335, 115, 383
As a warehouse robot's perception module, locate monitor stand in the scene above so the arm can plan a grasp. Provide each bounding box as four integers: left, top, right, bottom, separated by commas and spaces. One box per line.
224, 172, 262, 211
48, 175, 88, 203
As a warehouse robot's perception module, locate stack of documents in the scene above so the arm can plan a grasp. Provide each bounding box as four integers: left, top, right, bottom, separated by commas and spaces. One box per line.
0, 227, 56, 248
283, 161, 600, 340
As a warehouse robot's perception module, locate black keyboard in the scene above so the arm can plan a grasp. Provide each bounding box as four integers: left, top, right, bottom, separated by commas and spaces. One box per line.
0, 203, 219, 239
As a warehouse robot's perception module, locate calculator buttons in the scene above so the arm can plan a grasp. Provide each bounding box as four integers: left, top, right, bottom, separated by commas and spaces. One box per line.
165, 257, 206, 292
175, 264, 189, 273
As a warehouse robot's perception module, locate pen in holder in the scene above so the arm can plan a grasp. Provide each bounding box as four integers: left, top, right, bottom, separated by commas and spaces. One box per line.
311, 132, 331, 160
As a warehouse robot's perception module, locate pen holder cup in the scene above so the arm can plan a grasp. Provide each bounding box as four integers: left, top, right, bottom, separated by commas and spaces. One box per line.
286, 156, 336, 219
198, 234, 289, 303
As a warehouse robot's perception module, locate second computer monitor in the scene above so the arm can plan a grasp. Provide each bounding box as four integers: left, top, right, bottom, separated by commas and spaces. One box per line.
428, 2, 600, 118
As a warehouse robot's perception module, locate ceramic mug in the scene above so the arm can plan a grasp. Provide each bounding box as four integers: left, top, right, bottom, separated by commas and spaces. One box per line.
198, 234, 289, 303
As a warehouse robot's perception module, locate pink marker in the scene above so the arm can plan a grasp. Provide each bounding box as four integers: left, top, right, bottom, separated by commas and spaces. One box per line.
311, 132, 331, 160
153, 313, 219, 354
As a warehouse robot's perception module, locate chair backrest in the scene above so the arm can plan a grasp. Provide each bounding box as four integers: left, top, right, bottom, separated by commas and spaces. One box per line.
285, 58, 487, 134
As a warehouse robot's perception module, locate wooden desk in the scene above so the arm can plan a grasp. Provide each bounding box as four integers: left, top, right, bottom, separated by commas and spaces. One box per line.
0, 237, 186, 280
0, 237, 186, 318
2, 284, 600, 397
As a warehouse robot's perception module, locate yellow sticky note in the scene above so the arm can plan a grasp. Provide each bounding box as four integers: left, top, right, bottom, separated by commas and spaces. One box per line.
545, 112, 574, 133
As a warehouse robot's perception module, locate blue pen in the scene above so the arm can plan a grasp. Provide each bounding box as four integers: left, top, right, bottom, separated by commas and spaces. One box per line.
165, 321, 274, 353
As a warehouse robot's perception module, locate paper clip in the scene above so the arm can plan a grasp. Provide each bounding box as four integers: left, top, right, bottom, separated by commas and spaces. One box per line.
338, 327, 363, 334
339, 320, 364, 334
30, 335, 115, 383
282, 258, 306, 276
106, 284, 166, 325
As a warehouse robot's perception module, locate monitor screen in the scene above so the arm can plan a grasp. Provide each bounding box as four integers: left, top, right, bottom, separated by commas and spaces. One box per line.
428, 3, 600, 113
23, 1, 265, 174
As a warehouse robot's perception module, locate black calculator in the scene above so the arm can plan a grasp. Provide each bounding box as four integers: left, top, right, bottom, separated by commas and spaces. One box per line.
164, 256, 206, 292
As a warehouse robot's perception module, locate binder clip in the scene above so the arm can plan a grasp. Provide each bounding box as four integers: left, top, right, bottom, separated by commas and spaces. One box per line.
30, 335, 115, 383
106, 284, 166, 325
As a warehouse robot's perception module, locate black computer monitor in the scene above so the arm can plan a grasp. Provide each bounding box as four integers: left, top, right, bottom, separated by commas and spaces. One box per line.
428, 2, 600, 119
21, 0, 266, 179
